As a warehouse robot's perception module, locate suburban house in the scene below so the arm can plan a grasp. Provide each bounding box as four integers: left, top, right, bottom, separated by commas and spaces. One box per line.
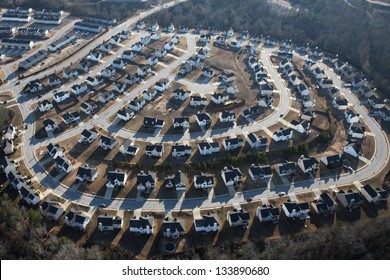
198, 140, 219, 156
282, 202, 310, 219
99, 135, 118, 150
227, 209, 250, 227
173, 117, 190, 129
297, 155, 319, 176
64, 210, 90, 231
351, 76, 365, 88
98, 92, 115, 104
101, 66, 117, 78
137, 65, 152, 78
136, 20, 146, 30
194, 214, 219, 233
171, 144, 192, 158
162, 218, 185, 239
76, 164, 98, 182
143, 117, 164, 129
79, 129, 98, 144
48, 75, 62, 86
39, 201, 64, 221
223, 137, 244, 151
174, 89, 190, 101
249, 164, 272, 182
129, 216, 154, 235
256, 205, 280, 224
202, 66, 215, 78
122, 50, 137, 60
43, 118, 58, 132
87, 50, 103, 61
196, 113, 212, 127
336, 189, 364, 212
311, 67, 325, 79
358, 86, 375, 98
2, 139, 14, 155
3, 124, 17, 140
211, 92, 229, 105
189, 95, 207, 106
311, 192, 338, 216
63, 69, 79, 79
332, 96, 349, 110
260, 83, 274, 96
368, 95, 386, 109
47, 143, 63, 159
291, 120, 311, 135
378, 107, 390, 121
53, 91, 70, 103
246, 133, 268, 149
258, 95, 273, 108
136, 171, 156, 192
272, 128, 293, 142
129, 97, 146, 111
106, 170, 127, 189
343, 140, 362, 158
221, 166, 243, 187
194, 173, 214, 189
300, 108, 316, 121
86, 76, 104, 87
19, 186, 40, 206
145, 144, 164, 157
276, 161, 297, 177
164, 170, 186, 192
55, 155, 73, 173
97, 215, 123, 231
113, 82, 129, 94
71, 83, 88, 95
119, 140, 139, 156
155, 79, 170, 92
178, 62, 192, 75
348, 122, 365, 139
360, 184, 389, 205
142, 88, 158, 101
319, 78, 334, 89
220, 72, 236, 83
242, 105, 262, 119
117, 108, 134, 122
219, 111, 235, 123
146, 55, 158, 66
321, 153, 344, 169
297, 83, 310, 96
62, 111, 81, 125
164, 42, 175, 51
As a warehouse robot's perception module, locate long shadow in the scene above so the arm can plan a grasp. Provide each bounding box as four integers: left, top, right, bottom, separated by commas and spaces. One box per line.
248, 217, 277, 241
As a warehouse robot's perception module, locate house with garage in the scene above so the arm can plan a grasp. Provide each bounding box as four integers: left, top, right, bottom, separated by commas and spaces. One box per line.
53, 91, 70, 103
194, 173, 214, 189
351, 76, 365, 88
129, 216, 154, 235
246, 133, 268, 149
24, 81, 43, 95
332, 96, 348, 110
39, 201, 64, 221
289, 74, 300, 86
195, 113, 212, 127
256, 205, 280, 224
302, 95, 315, 108
378, 107, 390, 121
162, 218, 185, 239
174, 89, 190, 101
100, 42, 112, 53
107, 170, 127, 189
348, 122, 365, 139
311, 192, 338, 216
318, 78, 334, 89
189, 95, 207, 107
194, 214, 219, 233
3, 124, 17, 140
282, 202, 310, 219
43, 118, 58, 132
242, 105, 262, 119
368, 95, 386, 109
119, 140, 139, 156
202, 66, 215, 78
258, 95, 273, 108
113, 82, 129, 94
80, 101, 97, 114
131, 42, 145, 52
155, 79, 170, 92
76, 164, 98, 182
171, 144, 192, 158
223, 137, 244, 151
219, 111, 235, 123
300, 108, 316, 121
117, 108, 134, 122
98, 92, 115, 104
272, 128, 293, 142
344, 110, 359, 124
87, 76, 104, 87
129, 97, 146, 111
101, 66, 117, 78
136, 20, 145, 30
146, 55, 158, 66
97, 215, 123, 231
99, 135, 118, 150
221, 166, 243, 187
140, 36, 151, 45
361, 184, 388, 205
87, 50, 103, 61
291, 120, 311, 135
197, 46, 209, 60
64, 210, 90, 231
276, 161, 297, 177
145, 144, 164, 157
220, 72, 236, 84
137, 65, 152, 78
198, 140, 219, 156
154, 49, 167, 59
321, 153, 344, 169
297, 155, 319, 176
47, 143, 63, 159
48, 75, 62, 87
55, 155, 73, 173
260, 83, 274, 96
63, 69, 79, 80
227, 209, 250, 227
336, 189, 364, 212
18, 186, 40, 206
215, 35, 227, 46
211, 93, 229, 105
62, 111, 81, 125
311, 67, 325, 79
327, 87, 340, 98
164, 170, 186, 192
343, 140, 362, 158
297, 83, 310, 96
71, 82, 88, 95
358, 85, 375, 98
2, 139, 14, 155
136, 171, 156, 192
143, 117, 164, 129
173, 117, 190, 129
164, 41, 175, 51
122, 50, 137, 60
178, 62, 192, 75
78, 60, 92, 72
249, 164, 272, 182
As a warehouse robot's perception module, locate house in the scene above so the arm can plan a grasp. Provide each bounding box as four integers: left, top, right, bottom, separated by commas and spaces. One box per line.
164, 41, 175, 51
265, 36, 276, 46
302, 95, 315, 108
53, 91, 70, 103
62, 111, 80, 125
136, 171, 155, 192
119, 140, 139, 156
297, 155, 319, 175
295, 83, 310, 97
137, 65, 152, 78
63, 69, 79, 79
196, 113, 212, 127
230, 41, 243, 50
100, 42, 112, 53
47, 143, 63, 159
311, 192, 338, 216
220, 72, 236, 83
80, 101, 96, 114
199, 33, 211, 43
171, 144, 192, 157
117, 108, 134, 122
197, 47, 209, 60
344, 110, 360, 124
150, 22, 159, 32
87, 50, 103, 61
98, 92, 115, 104
162, 218, 185, 239
164, 170, 186, 191
97, 215, 123, 231
300, 108, 316, 121
242, 105, 262, 119
55, 155, 73, 173
78, 129, 98, 144
129, 97, 146, 111
272, 128, 293, 142
223, 137, 244, 151
219, 111, 235, 123
76, 164, 98, 182
155, 79, 169, 92
258, 95, 273, 108
106, 170, 127, 189
327, 87, 340, 98
303, 59, 315, 71
194, 214, 219, 232
140, 36, 151, 45
368, 96, 385, 109
198, 140, 219, 156
189, 95, 207, 106
323, 53, 338, 64
18, 186, 40, 206
351, 76, 365, 88
358, 86, 375, 98
215, 35, 227, 45
221, 166, 243, 187
122, 50, 137, 60
173, 117, 190, 129
99, 135, 118, 150
145, 144, 164, 157
319, 78, 334, 89
125, 73, 140, 85
202, 66, 215, 78
64, 210, 90, 231
3, 124, 17, 140
227, 209, 250, 227
291, 120, 311, 135
109, 34, 122, 45
343, 140, 362, 158
249, 164, 272, 181
309, 47, 323, 58
332, 96, 348, 110
131, 42, 144, 52
39, 201, 64, 221
129, 216, 154, 235
77, 60, 92, 72
321, 153, 344, 169
282, 202, 310, 219
348, 122, 365, 139
211, 93, 229, 105
289, 74, 300, 86
43, 118, 58, 132
24, 81, 43, 94
146, 55, 158, 66
361, 184, 388, 205
2, 139, 14, 155
256, 205, 279, 224
276, 161, 297, 177
178, 62, 192, 75
136, 20, 146, 30
113, 82, 129, 94
71, 83, 88, 95
150, 32, 161, 41
142, 88, 157, 101
378, 107, 390, 121
86, 76, 103, 87
47, 75, 62, 87
246, 133, 268, 149
311, 67, 325, 79
154, 49, 167, 58
143, 117, 164, 129
178, 26, 188, 33
340, 65, 353, 78
48, 34, 76, 52
101, 66, 117, 78
173, 89, 190, 101
336, 189, 364, 212
194, 173, 214, 189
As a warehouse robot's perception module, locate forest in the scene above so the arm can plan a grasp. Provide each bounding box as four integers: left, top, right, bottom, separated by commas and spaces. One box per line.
146, 0, 390, 97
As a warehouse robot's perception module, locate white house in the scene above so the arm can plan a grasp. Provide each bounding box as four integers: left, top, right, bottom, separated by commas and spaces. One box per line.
117, 108, 134, 122
248, 164, 272, 182
129, 97, 146, 111
195, 113, 212, 127
297, 154, 319, 175
98, 92, 115, 104
194, 173, 214, 189
55, 155, 73, 173
145, 144, 164, 157
221, 166, 243, 187
272, 128, 293, 142
282, 202, 310, 219
291, 120, 311, 135
198, 140, 219, 156
43, 118, 58, 132
223, 137, 244, 151
80, 101, 97, 115
62, 111, 81, 125
194, 214, 219, 233
101, 66, 117, 78
129, 216, 154, 235
174, 89, 190, 101
99, 135, 118, 150
276, 161, 297, 177
348, 122, 365, 139
119, 140, 139, 156
211, 93, 229, 105
361, 184, 388, 205
76, 164, 98, 182
106, 170, 127, 189
47, 143, 63, 159
98, 215, 123, 231
344, 110, 360, 124
202, 66, 215, 78
171, 144, 192, 158
71, 83, 88, 95
219, 111, 235, 123
2, 139, 14, 155
155, 79, 169, 92
173, 117, 190, 129
64, 210, 90, 231
3, 124, 17, 140
311, 192, 338, 216
79, 129, 98, 144
256, 205, 279, 224
190, 95, 207, 106
336, 189, 364, 212
332, 96, 348, 110
297, 83, 310, 96
343, 140, 362, 158
142, 88, 158, 101
136, 170, 155, 192
53, 91, 70, 103
368, 96, 385, 109
227, 209, 250, 227
39, 201, 64, 221
246, 132, 268, 149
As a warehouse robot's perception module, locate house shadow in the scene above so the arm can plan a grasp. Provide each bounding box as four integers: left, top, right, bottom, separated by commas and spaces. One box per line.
86, 146, 112, 163
248, 217, 278, 241
57, 225, 85, 243
67, 142, 88, 159
217, 220, 247, 243
119, 231, 154, 256
335, 202, 362, 223
182, 103, 204, 116
194, 75, 212, 84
